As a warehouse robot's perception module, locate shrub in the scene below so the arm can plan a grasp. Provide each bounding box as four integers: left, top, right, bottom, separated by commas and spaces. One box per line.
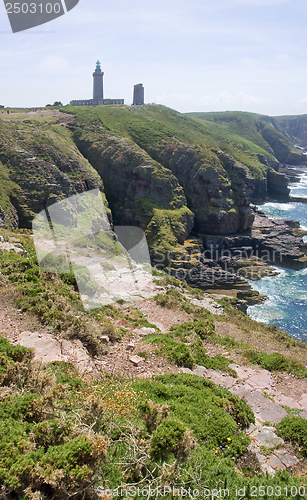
150, 418, 196, 462
0, 251, 115, 354
154, 289, 182, 308
134, 373, 254, 458
144, 319, 236, 375
244, 349, 307, 378
0, 334, 33, 379
47, 361, 83, 389
169, 318, 215, 339
276, 416, 307, 456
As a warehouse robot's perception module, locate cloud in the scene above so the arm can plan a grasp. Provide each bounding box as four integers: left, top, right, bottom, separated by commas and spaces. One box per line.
157, 93, 193, 104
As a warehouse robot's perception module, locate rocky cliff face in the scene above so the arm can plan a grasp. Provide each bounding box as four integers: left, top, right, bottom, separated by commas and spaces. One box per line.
0, 118, 104, 228
273, 115, 307, 149
260, 122, 304, 165
0, 106, 306, 262
190, 111, 306, 164
147, 141, 256, 235
73, 127, 194, 251
1, 107, 306, 291
267, 168, 290, 198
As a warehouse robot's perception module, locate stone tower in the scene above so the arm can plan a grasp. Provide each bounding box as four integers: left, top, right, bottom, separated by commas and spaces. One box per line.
133, 83, 144, 105
93, 60, 104, 100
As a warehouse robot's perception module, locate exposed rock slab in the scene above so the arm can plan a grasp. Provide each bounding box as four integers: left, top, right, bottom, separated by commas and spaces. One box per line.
247, 371, 274, 390
274, 450, 299, 468
268, 455, 286, 470
19, 331, 62, 362
251, 212, 307, 269
133, 327, 157, 337
231, 388, 288, 424
17, 331, 97, 375
274, 394, 303, 409
255, 429, 284, 448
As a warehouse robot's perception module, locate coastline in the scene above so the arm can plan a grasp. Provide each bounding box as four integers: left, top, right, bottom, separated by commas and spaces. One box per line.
246, 165, 307, 340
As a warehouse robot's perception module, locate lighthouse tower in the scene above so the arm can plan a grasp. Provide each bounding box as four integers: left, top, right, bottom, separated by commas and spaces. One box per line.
93, 60, 104, 101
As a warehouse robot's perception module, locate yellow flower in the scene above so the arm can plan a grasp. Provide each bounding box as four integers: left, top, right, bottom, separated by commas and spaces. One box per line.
227, 438, 232, 441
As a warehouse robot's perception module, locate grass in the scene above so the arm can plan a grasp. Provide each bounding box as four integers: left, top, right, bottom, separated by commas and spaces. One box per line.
0, 116, 103, 227
153, 288, 241, 349
0, 301, 305, 497
244, 349, 307, 378
276, 417, 307, 456
281, 405, 304, 417
65, 104, 273, 251
216, 297, 297, 347
143, 319, 237, 376
134, 373, 254, 452
0, 238, 159, 353
0, 239, 117, 354
67, 105, 269, 175
0, 334, 32, 379
0, 159, 20, 226
186, 110, 303, 165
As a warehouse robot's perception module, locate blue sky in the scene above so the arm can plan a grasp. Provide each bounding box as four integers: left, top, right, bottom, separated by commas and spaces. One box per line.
0, 0, 307, 115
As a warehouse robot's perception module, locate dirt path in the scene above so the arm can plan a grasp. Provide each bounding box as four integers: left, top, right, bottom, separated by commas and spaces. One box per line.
1, 284, 307, 475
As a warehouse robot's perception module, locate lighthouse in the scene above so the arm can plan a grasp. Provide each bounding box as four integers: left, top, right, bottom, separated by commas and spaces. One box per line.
70, 60, 124, 106
93, 60, 104, 100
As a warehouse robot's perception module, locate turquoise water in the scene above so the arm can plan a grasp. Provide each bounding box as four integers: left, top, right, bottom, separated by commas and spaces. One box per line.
247, 167, 307, 341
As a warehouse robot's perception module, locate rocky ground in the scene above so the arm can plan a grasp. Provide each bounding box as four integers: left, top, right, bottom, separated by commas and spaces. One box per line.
1, 280, 307, 478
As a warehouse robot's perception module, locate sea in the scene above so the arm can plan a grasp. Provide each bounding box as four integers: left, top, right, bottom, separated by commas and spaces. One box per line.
247, 166, 307, 341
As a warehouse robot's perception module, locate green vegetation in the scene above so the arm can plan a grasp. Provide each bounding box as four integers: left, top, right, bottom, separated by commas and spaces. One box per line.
276, 417, 307, 456
0, 236, 116, 354
1, 106, 307, 497
143, 319, 237, 375
153, 289, 240, 348
0, 159, 20, 227
281, 405, 304, 417
154, 288, 197, 312
0, 335, 32, 379
0, 338, 108, 497
186, 110, 304, 165
68, 105, 271, 175
0, 335, 304, 499
216, 297, 298, 347
0, 114, 103, 227
244, 349, 307, 378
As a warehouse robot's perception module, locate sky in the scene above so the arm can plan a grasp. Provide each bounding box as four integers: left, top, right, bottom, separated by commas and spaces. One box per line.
0, 0, 307, 115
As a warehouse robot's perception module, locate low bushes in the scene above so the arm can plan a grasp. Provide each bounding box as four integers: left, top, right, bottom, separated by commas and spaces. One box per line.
276, 416, 307, 456
144, 319, 236, 375
0, 333, 304, 498
244, 349, 307, 378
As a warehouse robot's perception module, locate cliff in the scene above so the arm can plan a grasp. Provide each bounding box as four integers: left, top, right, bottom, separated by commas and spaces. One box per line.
187, 110, 306, 167
69, 105, 272, 242
0, 113, 105, 228
2, 109, 307, 498
0, 106, 306, 277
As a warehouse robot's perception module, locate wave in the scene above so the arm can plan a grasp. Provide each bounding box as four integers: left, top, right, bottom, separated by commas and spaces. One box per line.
250, 174, 307, 339
260, 202, 295, 212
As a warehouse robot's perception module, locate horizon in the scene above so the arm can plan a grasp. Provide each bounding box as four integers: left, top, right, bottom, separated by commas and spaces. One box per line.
1, 0, 307, 115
